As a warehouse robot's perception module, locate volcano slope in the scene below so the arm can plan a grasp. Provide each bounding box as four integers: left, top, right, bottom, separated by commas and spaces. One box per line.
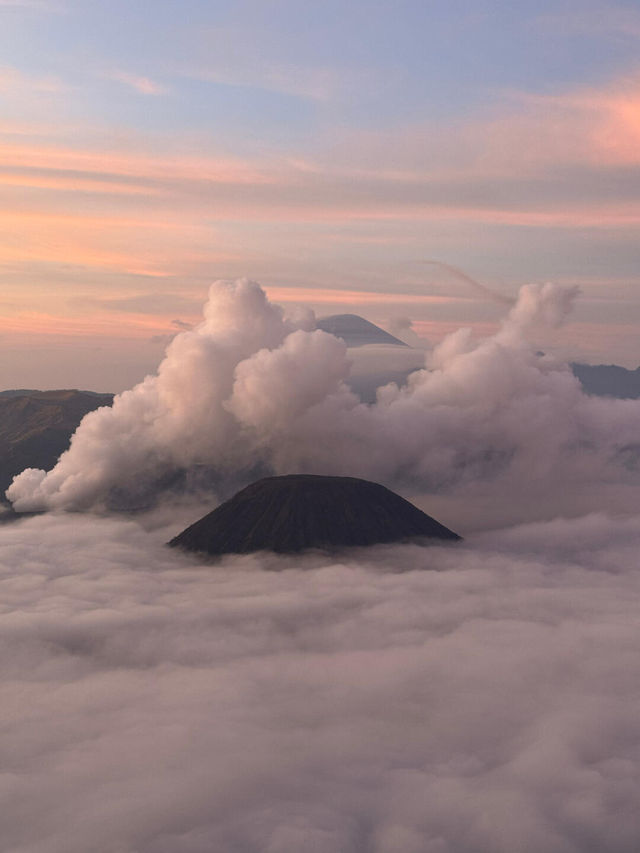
169, 474, 460, 557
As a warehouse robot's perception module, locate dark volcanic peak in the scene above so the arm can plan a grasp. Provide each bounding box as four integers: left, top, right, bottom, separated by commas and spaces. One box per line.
316, 314, 408, 348
169, 474, 460, 557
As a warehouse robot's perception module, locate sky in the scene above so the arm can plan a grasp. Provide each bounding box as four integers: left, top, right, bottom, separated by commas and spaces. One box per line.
2, 0, 640, 388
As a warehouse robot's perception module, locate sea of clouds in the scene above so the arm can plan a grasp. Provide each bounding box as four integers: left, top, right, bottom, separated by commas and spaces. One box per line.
2, 511, 640, 853
4, 278, 640, 851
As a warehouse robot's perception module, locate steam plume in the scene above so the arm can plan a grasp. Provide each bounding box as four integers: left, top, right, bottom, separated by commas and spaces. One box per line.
7, 277, 640, 515
422, 259, 514, 304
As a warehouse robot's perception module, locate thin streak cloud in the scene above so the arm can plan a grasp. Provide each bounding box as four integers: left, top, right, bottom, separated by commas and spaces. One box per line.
109, 71, 170, 96
421, 260, 513, 305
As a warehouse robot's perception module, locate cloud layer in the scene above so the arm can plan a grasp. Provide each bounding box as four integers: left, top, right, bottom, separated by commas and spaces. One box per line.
7, 278, 640, 525
2, 510, 640, 852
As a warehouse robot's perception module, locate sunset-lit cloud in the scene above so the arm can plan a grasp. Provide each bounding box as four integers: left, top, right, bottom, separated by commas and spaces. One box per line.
109, 71, 169, 96
264, 286, 474, 306
485, 78, 640, 170
2, 118, 639, 236
1, 1, 640, 386
0, 64, 65, 94
0, 136, 272, 184
0, 310, 167, 338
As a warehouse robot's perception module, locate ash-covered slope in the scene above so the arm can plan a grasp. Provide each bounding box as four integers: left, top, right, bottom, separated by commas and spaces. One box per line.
169, 474, 460, 556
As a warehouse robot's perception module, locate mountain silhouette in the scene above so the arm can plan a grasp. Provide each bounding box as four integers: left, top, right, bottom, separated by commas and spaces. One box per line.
0, 390, 113, 498
169, 474, 460, 556
316, 314, 408, 347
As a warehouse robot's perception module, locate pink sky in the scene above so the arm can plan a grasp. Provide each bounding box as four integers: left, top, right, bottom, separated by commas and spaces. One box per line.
2, 1, 640, 388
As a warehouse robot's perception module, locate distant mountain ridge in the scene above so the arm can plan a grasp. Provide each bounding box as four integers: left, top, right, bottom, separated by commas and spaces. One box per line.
0, 390, 113, 499
316, 314, 408, 347
0, 389, 110, 398
316, 315, 640, 399
569, 363, 640, 399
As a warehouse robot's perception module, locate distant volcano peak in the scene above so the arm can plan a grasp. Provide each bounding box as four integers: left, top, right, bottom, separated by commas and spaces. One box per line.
168, 474, 460, 558
316, 314, 408, 348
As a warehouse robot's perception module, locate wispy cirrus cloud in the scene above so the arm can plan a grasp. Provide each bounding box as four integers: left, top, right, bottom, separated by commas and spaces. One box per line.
182, 62, 347, 101
489, 75, 640, 169
0, 135, 272, 184
332, 72, 640, 180
4, 65, 640, 224
2, 67, 640, 364
108, 71, 170, 96
178, 23, 380, 104
0, 64, 65, 94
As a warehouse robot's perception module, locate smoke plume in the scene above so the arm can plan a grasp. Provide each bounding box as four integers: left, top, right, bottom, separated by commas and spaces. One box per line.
5, 277, 640, 852
7, 277, 640, 519
421, 259, 514, 305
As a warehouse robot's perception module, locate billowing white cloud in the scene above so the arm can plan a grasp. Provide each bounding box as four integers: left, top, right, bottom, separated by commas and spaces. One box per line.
7, 277, 640, 523
2, 511, 640, 852
7, 279, 317, 510
225, 328, 349, 435
7, 279, 640, 527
